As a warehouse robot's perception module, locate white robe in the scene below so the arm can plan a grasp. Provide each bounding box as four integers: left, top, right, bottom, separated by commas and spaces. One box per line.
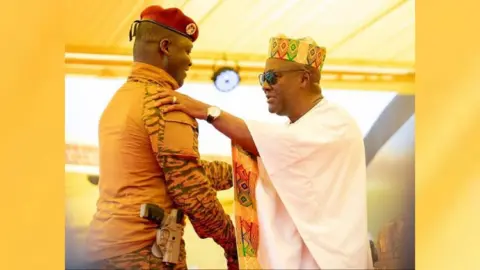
245, 99, 373, 269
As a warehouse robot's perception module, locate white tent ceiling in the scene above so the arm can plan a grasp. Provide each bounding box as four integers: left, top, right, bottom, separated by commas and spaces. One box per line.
66, 0, 414, 67
65, 0, 415, 91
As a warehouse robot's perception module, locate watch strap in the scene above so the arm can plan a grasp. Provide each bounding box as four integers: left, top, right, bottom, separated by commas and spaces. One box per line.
206, 114, 215, 124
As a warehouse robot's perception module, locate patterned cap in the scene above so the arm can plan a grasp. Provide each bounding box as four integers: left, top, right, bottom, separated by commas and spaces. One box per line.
268, 34, 327, 71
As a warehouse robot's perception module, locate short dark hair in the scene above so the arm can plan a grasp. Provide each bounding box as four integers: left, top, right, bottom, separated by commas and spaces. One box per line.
134, 22, 170, 43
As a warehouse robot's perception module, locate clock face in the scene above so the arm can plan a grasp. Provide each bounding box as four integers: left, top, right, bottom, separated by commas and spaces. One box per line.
214, 69, 240, 92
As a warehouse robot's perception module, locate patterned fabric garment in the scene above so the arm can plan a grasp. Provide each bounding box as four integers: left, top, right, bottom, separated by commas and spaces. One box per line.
143, 80, 238, 265
86, 62, 237, 269
199, 160, 233, 191
231, 144, 262, 269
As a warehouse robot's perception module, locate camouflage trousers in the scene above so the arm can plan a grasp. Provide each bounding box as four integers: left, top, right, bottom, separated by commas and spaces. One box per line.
91, 245, 187, 270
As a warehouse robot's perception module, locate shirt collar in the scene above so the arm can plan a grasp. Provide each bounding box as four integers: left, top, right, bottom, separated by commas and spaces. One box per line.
129, 62, 179, 89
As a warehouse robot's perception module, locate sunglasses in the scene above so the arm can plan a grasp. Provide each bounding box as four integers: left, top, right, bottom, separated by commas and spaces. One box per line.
258, 69, 306, 86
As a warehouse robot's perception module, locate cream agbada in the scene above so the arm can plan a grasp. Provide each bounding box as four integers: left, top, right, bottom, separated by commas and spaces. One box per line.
233, 35, 372, 269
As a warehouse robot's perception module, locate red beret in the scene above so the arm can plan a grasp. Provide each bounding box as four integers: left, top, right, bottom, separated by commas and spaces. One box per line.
135, 5, 199, 42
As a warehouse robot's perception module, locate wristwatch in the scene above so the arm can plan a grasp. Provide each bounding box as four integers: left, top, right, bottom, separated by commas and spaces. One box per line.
206, 106, 221, 124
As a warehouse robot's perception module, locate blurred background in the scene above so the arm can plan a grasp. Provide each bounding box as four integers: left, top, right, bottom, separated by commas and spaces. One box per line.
65, 0, 415, 269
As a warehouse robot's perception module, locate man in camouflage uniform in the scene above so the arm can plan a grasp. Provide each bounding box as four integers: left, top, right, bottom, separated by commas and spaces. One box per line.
85, 5, 238, 270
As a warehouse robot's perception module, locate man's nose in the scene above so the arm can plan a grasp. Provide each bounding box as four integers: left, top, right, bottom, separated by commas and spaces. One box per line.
262, 81, 271, 92
187, 55, 192, 67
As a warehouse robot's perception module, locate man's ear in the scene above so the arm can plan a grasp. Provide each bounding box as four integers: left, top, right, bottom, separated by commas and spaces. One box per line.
159, 39, 171, 55
300, 71, 311, 88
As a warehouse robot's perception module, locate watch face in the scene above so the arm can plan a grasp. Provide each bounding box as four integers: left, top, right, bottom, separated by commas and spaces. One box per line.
209, 106, 221, 117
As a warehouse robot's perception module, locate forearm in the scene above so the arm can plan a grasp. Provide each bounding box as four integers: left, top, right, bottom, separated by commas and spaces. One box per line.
160, 156, 237, 255
211, 111, 259, 156
199, 160, 233, 191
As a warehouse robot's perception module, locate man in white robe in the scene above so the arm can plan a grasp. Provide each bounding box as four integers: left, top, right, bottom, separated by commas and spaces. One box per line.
152, 34, 373, 269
